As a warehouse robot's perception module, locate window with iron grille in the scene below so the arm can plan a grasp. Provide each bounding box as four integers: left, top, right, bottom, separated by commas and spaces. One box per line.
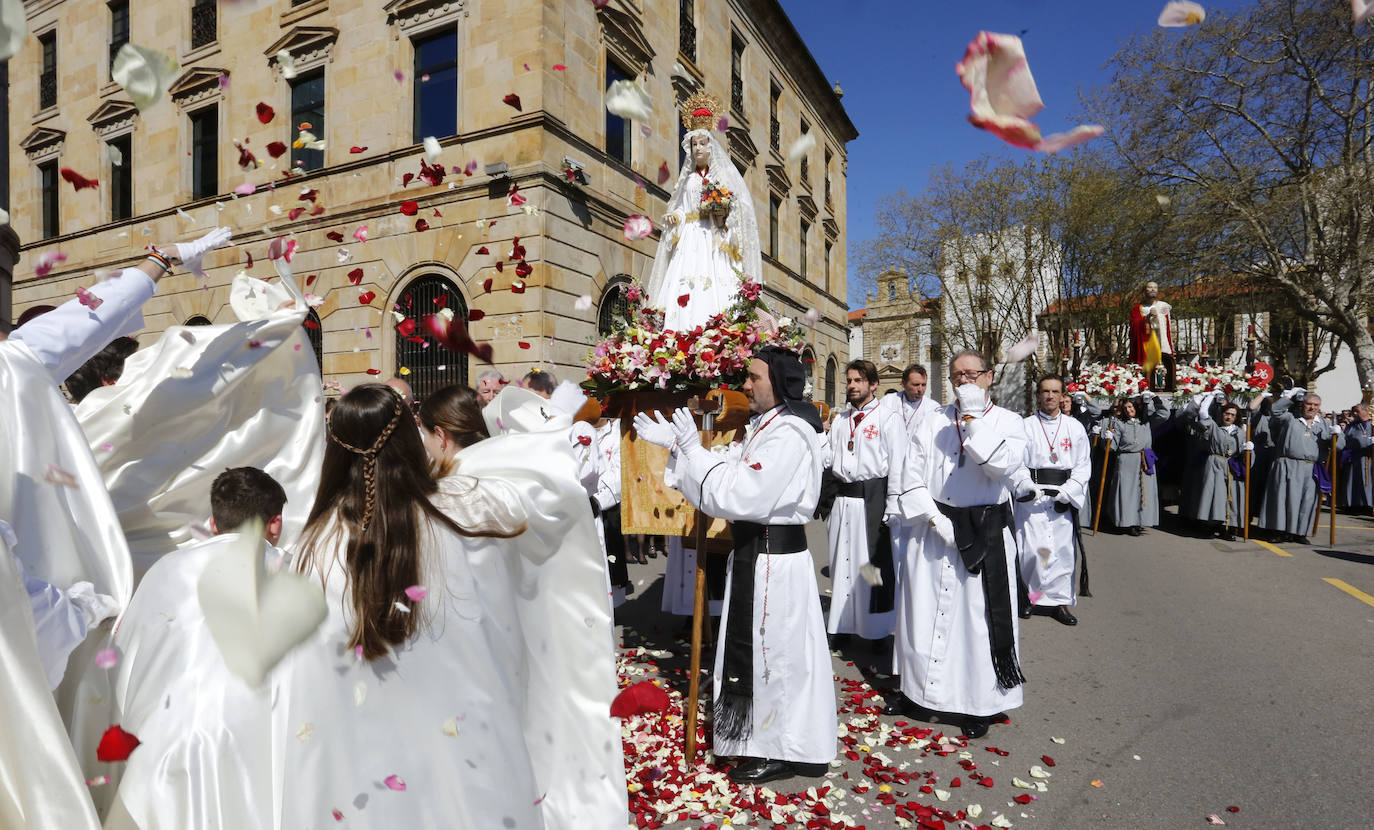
799, 120, 810, 184
304, 309, 324, 375
824, 241, 832, 293
190, 107, 218, 199
185, 315, 212, 326
678, 0, 696, 63
396, 274, 469, 399
190, 0, 217, 49
769, 81, 781, 152
730, 34, 745, 116
605, 58, 633, 165
109, 134, 132, 221
824, 146, 833, 208
800, 220, 809, 278
597, 276, 634, 336
109, 1, 129, 77
825, 356, 837, 408
39, 32, 57, 109
802, 348, 815, 398
290, 70, 325, 172
39, 161, 58, 239
412, 29, 457, 144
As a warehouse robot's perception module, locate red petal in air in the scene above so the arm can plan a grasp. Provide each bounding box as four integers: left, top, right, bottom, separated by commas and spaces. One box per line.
349, 146, 367, 154
60, 167, 99, 190
326, 231, 344, 242
96, 725, 141, 762
657, 162, 671, 186
414, 219, 430, 231
514, 261, 532, 278
396, 318, 417, 337
266, 141, 288, 159
552, 64, 566, 71
401, 173, 414, 187
432, 295, 447, 308
476, 246, 489, 255
518, 341, 531, 349
399, 200, 419, 216
510, 280, 526, 294
288, 207, 306, 221
468, 309, 484, 322
677, 294, 690, 307
422, 313, 494, 363
347, 268, 364, 285
482, 278, 493, 293
358, 291, 376, 304
305, 274, 318, 286
366, 368, 381, 375
303, 318, 320, 329
256, 102, 275, 124
503, 93, 522, 111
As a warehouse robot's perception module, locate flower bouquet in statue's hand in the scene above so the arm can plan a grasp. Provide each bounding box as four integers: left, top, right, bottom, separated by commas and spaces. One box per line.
699, 174, 733, 223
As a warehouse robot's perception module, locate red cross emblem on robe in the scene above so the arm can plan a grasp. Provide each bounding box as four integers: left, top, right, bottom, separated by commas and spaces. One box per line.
1059, 437, 1073, 453
863, 424, 880, 440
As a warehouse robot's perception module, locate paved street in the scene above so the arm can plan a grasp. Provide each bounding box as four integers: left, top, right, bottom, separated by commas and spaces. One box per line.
613, 511, 1374, 828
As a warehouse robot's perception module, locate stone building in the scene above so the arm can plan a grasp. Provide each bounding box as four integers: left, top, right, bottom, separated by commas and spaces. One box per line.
849, 267, 939, 400
6, 0, 856, 399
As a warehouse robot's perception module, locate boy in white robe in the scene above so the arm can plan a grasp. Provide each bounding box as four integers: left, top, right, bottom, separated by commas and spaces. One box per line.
888, 349, 1034, 739
1014, 375, 1092, 626
105, 467, 288, 830
636, 346, 836, 785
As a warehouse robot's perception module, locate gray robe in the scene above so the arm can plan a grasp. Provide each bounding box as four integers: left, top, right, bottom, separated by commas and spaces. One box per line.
1257, 399, 1344, 535
1102, 414, 1160, 529
1340, 419, 1373, 509
1186, 410, 1245, 526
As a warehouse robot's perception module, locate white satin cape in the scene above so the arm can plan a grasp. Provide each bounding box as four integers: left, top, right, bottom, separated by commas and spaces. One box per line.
104, 533, 279, 830
442, 425, 629, 829
0, 528, 102, 830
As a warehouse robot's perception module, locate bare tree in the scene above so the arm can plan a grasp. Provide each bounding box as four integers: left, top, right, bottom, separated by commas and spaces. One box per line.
1095, 0, 1374, 388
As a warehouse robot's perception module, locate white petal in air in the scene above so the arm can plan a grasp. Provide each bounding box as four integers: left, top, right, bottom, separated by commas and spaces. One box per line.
1006, 332, 1040, 363
275, 49, 297, 79
1034, 125, 1104, 154
574, 294, 594, 311
0, 0, 26, 62
605, 79, 654, 122
1355, 0, 1374, 25
787, 132, 816, 162
423, 136, 442, 164
112, 44, 181, 111
1158, 1, 1206, 27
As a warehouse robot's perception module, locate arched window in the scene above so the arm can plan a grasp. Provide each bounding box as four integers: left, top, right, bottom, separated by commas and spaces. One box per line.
597, 274, 634, 336
303, 308, 324, 376
801, 347, 816, 399
16, 305, 56, 326
184, 315, 212, 326
395, 273, 468, 399
824, 355, 837, 407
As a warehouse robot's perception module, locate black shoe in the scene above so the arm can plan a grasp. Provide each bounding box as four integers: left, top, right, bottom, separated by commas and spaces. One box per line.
728, 758, 793, 784
881, 693, 912, 716
1128, 526, 1143, 536
1019, 604, 1032, 619
1219, 531, 1236, 541
788, 761, 828, 778
828, 633, 851, 649
961, 716, 990, 739
1050, 605, 1078, 626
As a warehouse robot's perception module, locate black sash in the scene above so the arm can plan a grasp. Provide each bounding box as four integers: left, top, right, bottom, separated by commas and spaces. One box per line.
935, 501, 1027, 691
835, 476, 895, 613
600, 503, 627, 587
1027, 469, 1091, 598
715, 521, 808, 743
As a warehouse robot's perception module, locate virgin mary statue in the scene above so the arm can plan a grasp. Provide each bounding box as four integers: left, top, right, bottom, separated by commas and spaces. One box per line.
645, 92, 762, 332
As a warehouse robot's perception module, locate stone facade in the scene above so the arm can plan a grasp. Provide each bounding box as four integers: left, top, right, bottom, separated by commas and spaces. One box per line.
853, 267, 939, 400
6, 0, 856, 396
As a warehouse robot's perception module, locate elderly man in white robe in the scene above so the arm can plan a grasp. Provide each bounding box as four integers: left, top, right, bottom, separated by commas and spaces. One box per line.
1015, 375, 1092, 627
822, 359, 905, 644
885, 349, 1034, 739
635, 346, 836, 785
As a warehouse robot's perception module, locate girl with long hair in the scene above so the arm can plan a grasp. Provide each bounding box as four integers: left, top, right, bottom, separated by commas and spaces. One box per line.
279, 384, 539, 828
417, 383, 489, 476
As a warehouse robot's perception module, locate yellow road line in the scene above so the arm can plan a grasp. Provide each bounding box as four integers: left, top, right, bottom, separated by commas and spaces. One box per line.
1252, 539, 1293, 558
1323, 578, 1374, 609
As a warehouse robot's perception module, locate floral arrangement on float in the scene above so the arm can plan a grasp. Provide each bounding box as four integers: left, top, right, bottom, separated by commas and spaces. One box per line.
1070, 362, 1150, 399
1072, 361, 1267, 403
582, 276, 806, 395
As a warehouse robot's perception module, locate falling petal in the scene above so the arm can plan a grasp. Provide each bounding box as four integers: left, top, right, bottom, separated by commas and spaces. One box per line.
331, 809, 344, 821
275, 49, 297, 78
657, 161, 671, 185
605, 79, 653, 121
393, 600, 411, 614
106, 142, 124, 166
0, 0, 28, 61
1358, 0, 1374, 25
296, 722, 315, 741
234, 182, 256, 196
353, 681, 367, 707
111, 44, 180, 110
441, 716, 459, 737
404, 585, 427, 602
85, 775, 109, 787
787, 132, 816, 162
60, 168, 99, 191
44, 463, 79, 488
1006, 332, 1039, 363
76, 286, 104, 310
623, 214, 653, 241
1158, 1, 1206, 27
503, 92, 522, 111
34, 250, 67, 277
383, 774, 406, 791
94, 648, 118, 669
256, 102, 274, 124
1034, 124, 1104, 154
423, 135, 442, 163
574, 294, 593, 311
96, 725, 141, 761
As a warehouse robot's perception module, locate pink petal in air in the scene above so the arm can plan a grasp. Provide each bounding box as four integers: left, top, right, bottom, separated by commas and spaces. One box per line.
1158, 1, 1206, 27
383, 774, 407, 791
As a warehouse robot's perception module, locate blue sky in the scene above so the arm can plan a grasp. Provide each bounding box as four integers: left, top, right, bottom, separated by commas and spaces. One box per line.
781, 0, 1255, 307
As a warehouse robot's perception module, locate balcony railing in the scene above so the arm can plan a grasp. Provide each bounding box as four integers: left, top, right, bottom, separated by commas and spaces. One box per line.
39, 71, 57, 109
679, 4, 696, 63
769, 118, 779, 152
731, 74, 744, 116
191, 1, 217, 49
825, 177, 832, 209
800, 156, 810, 185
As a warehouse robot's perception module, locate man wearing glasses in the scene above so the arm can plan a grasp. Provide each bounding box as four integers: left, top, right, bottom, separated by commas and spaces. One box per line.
886, 350, 1034, 739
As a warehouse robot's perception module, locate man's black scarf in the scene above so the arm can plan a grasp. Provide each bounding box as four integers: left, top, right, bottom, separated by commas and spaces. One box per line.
936, 501, 1027, 690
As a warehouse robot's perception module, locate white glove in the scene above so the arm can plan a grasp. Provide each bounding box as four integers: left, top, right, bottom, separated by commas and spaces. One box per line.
1014, 480, 1038, 501
632, 411, 676, 449
929, 514, 957, 548
1091, 424, 1102, 435
66, 582, 120, 628
955, 383, 986, 415
1262, 391, 1273, 399
1072, 391, 1087, 403
1141, 389, 1157, 400
1053, 489, 1073, 506
171, 226, 233, 278
670, 407, 701, 452
1241, 441, 1255, 451
1101, 429, 1115, 443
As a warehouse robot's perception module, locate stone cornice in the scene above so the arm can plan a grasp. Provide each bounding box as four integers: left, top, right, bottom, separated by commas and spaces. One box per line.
86, 99, 139, 136
19, 126, 65, 160
596, 4, 654, 75
264, 26, 339, 76
169, 67, 229, 109
383, 0, 468, 37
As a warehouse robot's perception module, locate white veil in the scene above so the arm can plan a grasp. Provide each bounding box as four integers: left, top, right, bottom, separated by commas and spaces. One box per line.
645, 128, 762, 308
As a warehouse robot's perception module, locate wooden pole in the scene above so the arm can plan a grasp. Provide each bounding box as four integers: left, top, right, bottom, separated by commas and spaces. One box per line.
1092, 434, 1112, 535
1243, 420, 1252, 541
683, 510, 708, 767
1329, 439, 1338, 547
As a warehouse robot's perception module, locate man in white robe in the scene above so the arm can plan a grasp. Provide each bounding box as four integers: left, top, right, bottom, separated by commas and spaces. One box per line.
591, 413, 631, 605
880, 363, 936, 660
105, 467, 288, 830
822, 359, 905, 642
635, 346, 836, 784
888, 349, 1034, 739
1015, 375, 1092, 626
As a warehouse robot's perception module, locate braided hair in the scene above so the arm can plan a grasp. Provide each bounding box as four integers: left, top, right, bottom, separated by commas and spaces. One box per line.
295, 384, 488, 660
